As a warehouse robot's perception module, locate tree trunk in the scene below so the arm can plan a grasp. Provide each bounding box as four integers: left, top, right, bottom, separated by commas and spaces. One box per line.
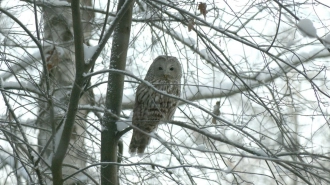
101, 1, 134, 184
38, 0, 94, 184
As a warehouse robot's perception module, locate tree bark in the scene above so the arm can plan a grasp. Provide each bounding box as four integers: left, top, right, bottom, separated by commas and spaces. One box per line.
101, 0, 134, 184
38, 0, 94, 184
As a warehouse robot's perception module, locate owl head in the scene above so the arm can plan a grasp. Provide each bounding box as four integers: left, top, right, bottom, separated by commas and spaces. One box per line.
147, 55, 182, 81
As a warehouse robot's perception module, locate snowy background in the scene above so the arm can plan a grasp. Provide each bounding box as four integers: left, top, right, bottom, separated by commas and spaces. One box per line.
1, 0, 330, 184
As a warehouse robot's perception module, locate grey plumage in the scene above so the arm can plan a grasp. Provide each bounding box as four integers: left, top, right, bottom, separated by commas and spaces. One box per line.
129, 55, 182, 155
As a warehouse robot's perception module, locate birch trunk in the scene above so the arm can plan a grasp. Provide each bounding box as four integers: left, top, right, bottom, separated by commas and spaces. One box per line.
38, 1, 94, 184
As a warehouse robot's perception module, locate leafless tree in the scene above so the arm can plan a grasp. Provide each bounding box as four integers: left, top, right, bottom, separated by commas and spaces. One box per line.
1, 0, 330, 185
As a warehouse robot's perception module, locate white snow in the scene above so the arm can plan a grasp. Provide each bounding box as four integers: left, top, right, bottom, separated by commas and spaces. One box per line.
183, 37, 195, 46
195, 144, 207, 151
125, 69, 134, 76
1, 81, 40, 94
46, 0, 70, 6
116, 120, 129, 131
199, 49, 216, 61
297, 19, 317, 38
83, 44, 99, 64
116, 117, 131, 131
170, 30, 196, 46
223, 167, 232, 173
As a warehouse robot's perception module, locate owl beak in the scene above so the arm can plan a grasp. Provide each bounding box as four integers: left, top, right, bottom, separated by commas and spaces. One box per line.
164, 71, 171, 79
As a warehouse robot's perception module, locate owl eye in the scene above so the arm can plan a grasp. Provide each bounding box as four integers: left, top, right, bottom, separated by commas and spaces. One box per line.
170, 67, 174, 71
158, 67, 163, 70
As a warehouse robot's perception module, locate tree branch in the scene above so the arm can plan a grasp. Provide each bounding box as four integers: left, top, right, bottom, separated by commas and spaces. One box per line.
51, 1, 86, 184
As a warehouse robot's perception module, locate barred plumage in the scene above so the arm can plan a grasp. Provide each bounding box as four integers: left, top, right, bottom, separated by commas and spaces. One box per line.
129, 56, 182, 155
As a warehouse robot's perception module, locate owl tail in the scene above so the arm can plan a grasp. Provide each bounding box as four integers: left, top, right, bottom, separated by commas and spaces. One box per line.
129, 130, 151, 156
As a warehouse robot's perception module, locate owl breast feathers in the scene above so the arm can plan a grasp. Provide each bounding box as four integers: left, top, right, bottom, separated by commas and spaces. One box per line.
129, 55, 182, 155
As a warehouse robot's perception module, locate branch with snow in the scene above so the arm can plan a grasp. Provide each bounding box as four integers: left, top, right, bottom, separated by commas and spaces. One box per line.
1, 81, 41, 95
0, 51, 41, 80
297, 19, 317, 38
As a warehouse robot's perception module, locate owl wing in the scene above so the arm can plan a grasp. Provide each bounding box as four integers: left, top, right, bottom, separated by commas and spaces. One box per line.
129, 83, 154, 155
130, 80, 181, 155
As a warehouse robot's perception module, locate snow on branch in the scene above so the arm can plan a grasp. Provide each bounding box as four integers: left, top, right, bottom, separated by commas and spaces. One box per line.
83, 44, 99, 65
116, 112, 132, 132
297, 19, 317, 38
0, 80, 41, 95
0, 51, 41, 80
256, 46, 330, 82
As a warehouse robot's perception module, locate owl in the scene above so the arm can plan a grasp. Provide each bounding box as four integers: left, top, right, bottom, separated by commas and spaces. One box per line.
129, 55, 182, 155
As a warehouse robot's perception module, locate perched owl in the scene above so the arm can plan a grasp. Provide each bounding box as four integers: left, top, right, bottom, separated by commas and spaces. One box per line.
129, 55, 182, 155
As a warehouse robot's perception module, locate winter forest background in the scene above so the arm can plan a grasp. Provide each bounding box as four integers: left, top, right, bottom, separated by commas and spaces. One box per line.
1, 0, 330, 184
